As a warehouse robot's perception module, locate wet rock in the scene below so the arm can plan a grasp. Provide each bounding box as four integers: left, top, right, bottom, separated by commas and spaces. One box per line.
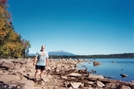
120, 73, 128, 78
93, 61, 101, 66
132, 80, 134, 83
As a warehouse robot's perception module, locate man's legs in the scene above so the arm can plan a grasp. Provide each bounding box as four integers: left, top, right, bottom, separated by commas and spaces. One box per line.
40, 70, 45, 79
34, 69, 40, 80
35, 66, 45, 81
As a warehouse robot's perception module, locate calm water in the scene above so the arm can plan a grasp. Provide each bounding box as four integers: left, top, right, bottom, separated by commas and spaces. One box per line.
77, 58, 134, 82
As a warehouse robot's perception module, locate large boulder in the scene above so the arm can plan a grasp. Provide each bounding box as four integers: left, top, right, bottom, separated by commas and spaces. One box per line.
0, 74, 20, 83
93, 61, 101, 66
0, 60, 14, 70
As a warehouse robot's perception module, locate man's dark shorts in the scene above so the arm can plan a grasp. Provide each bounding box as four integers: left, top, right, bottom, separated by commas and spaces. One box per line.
35, 65, 45, 70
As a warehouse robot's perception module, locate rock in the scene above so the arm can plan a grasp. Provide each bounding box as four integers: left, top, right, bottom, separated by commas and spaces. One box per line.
0, 74, 20, 83
88, 81, 95, 85
45, 75, 53, 78
46, 66, 51, 71
0, 70, 3, 74
68, 87, 73, 89
112, 61, 116, 63
87, 86, 94, 89
43, 77, 50, 82
120, 73, 128, 78
0, 59, 133, 89
46, 86, 54, 89
106, 83, 119, 88
70, 82, 82, 88
0, 81, 19, 89
63, 82, 71, 88
53, 86, 60, 89
13, 63, 21, 70
61, 76, 68, 79
0, 60, 14, 70
55, 68, 60, 73
18, 65, 26, 73
93, 61, 101, 66
119, 85, 131, 89
21, 81, 35, 89
96, 81, 105, 88
88, 74, 104, 79
0, 59, 3, 64
132, 80, 134, 83
38, 79, 45, 85
68, 73, 81, 77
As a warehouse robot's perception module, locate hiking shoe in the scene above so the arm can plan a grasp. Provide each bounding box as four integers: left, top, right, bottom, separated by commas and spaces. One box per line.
38, 79, 45, 85
40, 78, 43, 80
34, 79, 38, 83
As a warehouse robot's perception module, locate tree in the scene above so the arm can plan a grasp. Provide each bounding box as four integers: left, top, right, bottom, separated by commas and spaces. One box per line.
21, 39, 31, 58
0, 2, 31, 58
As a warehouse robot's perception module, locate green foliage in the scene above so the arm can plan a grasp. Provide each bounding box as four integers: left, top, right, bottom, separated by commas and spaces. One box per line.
0, 3, 31, 58
21, 39, 31, 58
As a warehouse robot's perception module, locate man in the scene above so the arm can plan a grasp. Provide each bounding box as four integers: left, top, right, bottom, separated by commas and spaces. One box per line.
33, 45, 49, 82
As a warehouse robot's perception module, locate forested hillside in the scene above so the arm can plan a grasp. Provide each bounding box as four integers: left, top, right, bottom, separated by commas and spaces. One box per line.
0, 1, 30, 58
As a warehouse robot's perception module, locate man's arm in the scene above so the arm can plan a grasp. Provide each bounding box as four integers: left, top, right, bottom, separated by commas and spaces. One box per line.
46, 52, 49, 66
33, 56, 37, 66
46, 58, 49, 66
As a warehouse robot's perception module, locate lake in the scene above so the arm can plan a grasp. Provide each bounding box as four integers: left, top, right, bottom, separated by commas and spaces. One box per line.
77, 58, 134, 82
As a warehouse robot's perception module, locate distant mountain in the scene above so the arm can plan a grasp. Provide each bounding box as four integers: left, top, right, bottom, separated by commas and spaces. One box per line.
48, 51, 76, 56
27, 51, 76, 57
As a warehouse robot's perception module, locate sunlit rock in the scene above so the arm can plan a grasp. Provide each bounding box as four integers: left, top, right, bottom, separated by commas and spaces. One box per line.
68, 73, 81, 77
96, 81, 105, 88
70, 82, 82, 88
88, 74, 104, 79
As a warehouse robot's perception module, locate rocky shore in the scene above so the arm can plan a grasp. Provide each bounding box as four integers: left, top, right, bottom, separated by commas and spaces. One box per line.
0, 58, 134, 89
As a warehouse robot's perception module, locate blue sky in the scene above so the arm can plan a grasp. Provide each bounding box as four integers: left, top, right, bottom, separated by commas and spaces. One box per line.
8, 0, 134, 55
